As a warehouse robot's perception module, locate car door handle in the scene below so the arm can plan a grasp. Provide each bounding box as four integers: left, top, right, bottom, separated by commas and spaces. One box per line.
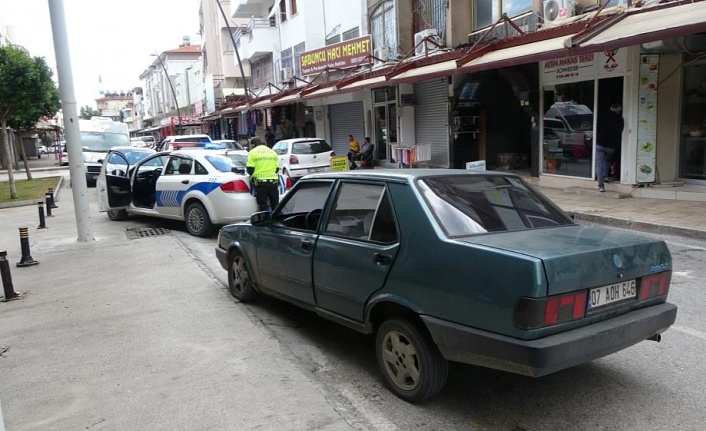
181, 179, 189, 184
374, 253, 392, 266
301, 240, 314, 252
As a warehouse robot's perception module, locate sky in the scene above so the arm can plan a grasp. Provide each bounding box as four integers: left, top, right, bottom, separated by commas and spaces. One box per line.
3, 0, 202, 109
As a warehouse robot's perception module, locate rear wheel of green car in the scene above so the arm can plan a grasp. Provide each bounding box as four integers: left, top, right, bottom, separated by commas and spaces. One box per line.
228, 251, 258, 302
376, 317, 448, 403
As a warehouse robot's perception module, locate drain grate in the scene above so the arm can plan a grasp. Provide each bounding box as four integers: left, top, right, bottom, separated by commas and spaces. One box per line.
125, 226, 171, 240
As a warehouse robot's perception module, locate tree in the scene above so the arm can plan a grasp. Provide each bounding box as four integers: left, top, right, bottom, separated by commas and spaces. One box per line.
0, 45, 61, 199
7, 56, 60, 180
80, 105, 101, 119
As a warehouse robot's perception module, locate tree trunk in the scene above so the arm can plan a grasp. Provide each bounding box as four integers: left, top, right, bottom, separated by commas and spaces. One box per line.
0, 117, 17, 199
16, 131, 33, 180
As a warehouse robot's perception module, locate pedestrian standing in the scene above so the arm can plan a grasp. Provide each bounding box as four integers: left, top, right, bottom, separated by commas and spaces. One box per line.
246, 137, 280, 211
347, 135, 360, 169
265, 127, 275, 148
596, 102, 624, 192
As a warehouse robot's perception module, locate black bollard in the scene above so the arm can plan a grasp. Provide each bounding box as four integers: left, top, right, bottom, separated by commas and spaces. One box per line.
38, 202, 46, 229
1, 251, 21, 301
47, 187, 58, 209
16, 228, 39, 267
45, 194, 53, 217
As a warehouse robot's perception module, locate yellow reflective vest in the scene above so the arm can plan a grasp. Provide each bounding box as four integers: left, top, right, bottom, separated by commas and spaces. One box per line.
246, 145, 279, 182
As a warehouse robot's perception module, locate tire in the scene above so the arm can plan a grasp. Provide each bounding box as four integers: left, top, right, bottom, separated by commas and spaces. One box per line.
107, 209, 128, 221
375, 317, 448, 403
185, 202, 214, 237
228, 250, 259, 302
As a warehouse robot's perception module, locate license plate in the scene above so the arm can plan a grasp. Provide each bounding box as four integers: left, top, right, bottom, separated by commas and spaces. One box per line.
308, 167, 326, 173
588, 279, 636, 309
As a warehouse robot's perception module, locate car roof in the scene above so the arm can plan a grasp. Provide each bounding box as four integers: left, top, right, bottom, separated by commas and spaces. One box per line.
110, 146, 156, 152
276, 138, 327, 144
302, 168, 521, 182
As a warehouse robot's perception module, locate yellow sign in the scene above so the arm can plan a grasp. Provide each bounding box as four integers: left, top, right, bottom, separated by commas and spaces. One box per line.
330, 155, 349, 172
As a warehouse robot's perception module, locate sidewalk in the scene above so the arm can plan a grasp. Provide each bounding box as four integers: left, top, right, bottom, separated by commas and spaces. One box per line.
0, 188, 358, 431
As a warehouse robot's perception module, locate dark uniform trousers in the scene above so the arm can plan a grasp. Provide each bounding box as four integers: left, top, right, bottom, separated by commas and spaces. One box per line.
255, 180, 279, 212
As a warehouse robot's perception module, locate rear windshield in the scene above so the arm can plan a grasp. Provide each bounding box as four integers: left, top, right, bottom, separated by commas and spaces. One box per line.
418, 175, 574, 237
292, 140, 332, 155
205, 154, 247, 172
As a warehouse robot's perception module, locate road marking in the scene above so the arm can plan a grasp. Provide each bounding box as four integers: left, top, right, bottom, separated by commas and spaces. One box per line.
672, 325, 706, 341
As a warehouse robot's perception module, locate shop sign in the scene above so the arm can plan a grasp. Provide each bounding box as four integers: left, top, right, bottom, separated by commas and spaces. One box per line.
541, 48, 627, 84
300, 36, 372, 76
636, 54, 659, 183
330, 155, 349, 171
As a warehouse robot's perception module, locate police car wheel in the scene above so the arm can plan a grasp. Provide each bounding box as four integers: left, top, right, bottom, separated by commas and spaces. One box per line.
228, 250, 259, 302
107, 210, 128, 221
185, 202, 214, 237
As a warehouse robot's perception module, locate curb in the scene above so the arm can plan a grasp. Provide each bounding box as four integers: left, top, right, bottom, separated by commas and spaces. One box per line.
570, 211, 706, 241
0, 176, 64, 209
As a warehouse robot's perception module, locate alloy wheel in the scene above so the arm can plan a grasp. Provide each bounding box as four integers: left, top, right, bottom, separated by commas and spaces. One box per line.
380, 329, 420, 391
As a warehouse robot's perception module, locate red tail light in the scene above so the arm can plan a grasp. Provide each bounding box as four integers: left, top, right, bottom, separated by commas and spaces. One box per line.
514, 291, 587, 329
638, 271, 671, 300
290, 155, 299, 164
220, 180, 250, 193
285, 176, 292, 190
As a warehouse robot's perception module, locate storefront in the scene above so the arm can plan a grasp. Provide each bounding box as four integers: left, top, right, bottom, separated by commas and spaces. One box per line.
539, 48, 631, 183
414, 79, 450, 167
328, 101, 365, 156
678, 53, 706, 184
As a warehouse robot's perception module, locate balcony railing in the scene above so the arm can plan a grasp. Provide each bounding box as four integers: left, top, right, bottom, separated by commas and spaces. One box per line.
247, 16, 276, 42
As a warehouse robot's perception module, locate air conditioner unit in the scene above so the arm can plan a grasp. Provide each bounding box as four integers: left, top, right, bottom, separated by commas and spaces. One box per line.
279, 67, 293, 82
374, 47, 391, 63
543, 0, 574, 24
414, 29, 442, 56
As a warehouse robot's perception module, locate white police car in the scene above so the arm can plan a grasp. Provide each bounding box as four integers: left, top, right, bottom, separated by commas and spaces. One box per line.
97, 149, 290, 237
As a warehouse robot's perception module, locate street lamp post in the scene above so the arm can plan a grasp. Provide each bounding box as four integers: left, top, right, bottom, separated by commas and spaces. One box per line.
151, 53, 182, 134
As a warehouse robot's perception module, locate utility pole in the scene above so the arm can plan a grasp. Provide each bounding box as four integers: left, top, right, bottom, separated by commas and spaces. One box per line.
216, 0, 250, 104
47, 0, 94, 242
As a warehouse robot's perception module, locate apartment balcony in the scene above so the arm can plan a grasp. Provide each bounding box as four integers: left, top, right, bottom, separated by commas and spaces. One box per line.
232, 0, 269, 18
238, 17, 278, 62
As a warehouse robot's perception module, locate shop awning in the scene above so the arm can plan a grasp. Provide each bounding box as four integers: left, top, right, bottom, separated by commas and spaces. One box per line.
571, 1, 706, 51
300, 85, 338, 101
388, 59, 459, 84
337, 75, 389, 93
271, 93, 300, 105
458, 35, 574, 74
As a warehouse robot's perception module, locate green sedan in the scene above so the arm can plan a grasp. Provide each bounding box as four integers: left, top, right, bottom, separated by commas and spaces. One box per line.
215, 169, 677, 402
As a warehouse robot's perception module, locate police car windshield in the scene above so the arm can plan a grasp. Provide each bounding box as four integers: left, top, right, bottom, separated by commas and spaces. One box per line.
205, 154, 247, 172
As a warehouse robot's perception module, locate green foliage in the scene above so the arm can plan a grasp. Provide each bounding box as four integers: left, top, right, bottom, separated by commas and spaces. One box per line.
0, 45, 60, 130
80, 105, 102, 119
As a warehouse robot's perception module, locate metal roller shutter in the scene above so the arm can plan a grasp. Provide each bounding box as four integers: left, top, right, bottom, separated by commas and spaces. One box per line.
329, 102, 365, 157
414, 79, 449, 167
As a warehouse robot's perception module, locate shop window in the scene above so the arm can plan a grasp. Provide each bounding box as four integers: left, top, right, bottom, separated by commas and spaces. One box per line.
370, 1, 396, 52
474, 0, 531, 29
342, 27, 360, 41
680, 59, 706, 181
542, 81, 595, 179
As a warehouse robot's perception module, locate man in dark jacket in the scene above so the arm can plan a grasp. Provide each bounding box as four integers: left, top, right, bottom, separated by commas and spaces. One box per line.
596, 103, 624, 192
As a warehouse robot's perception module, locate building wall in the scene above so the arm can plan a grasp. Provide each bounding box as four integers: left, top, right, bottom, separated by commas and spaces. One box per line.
656, 53, 682, 183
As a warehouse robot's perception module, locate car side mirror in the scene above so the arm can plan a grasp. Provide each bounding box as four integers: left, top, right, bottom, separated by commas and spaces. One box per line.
250, 211, 271, 226
231, 166, 246, 175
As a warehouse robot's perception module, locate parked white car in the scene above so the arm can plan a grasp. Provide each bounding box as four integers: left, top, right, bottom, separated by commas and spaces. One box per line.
156, 134, 213, 152
97, 149, 290, 237
272, 138, 335, 181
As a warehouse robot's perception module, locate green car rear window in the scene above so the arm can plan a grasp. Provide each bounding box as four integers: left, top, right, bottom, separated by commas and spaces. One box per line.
419, 175, 574, 236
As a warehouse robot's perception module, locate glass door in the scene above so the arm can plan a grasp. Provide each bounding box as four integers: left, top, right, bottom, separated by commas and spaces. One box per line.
374, 105, 388, 161
679, 60, 706, 182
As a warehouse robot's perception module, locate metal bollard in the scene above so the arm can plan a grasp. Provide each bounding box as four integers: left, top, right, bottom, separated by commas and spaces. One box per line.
16, 228, 39, 268
1, 251, 21, 301
44, 194, 53, 217
47, 187, 58, 209
38, 202, 46, 229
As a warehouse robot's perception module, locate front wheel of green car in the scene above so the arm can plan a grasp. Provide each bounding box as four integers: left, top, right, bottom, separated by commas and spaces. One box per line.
228, 250, 259, 302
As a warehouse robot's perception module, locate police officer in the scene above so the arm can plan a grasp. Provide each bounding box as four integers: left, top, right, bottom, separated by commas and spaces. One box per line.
246, 137, 280, 211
